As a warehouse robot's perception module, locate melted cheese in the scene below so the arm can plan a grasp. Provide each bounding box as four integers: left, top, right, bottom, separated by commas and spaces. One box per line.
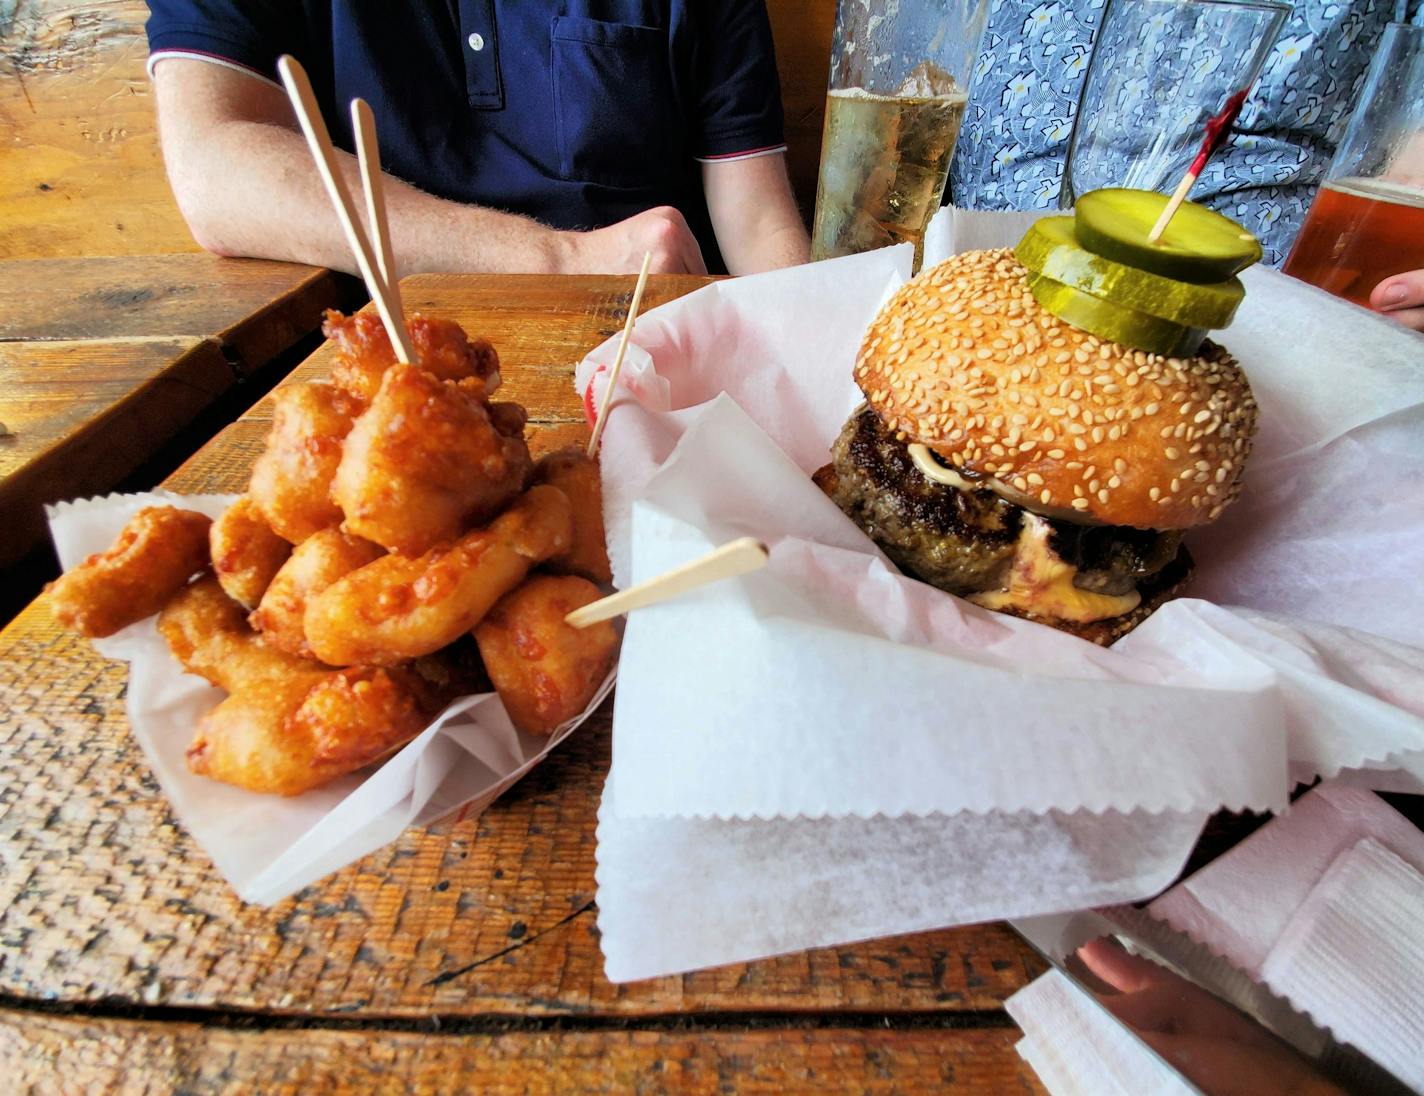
907, 443, 980, 492
968, 513, 1140, 624
907, 442, 1098, 525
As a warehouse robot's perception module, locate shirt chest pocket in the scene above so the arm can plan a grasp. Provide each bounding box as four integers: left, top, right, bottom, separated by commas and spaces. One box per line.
551, 16, 680, 188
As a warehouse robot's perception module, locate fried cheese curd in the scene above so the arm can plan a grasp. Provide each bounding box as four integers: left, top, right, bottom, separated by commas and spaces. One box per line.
304, 484, 573, 667
249, 528, 385, 659
249, 382, 361, 543
158, 574, 321, 687
474, 575, 618, 736
46, 506, 212, 638
210, 495, 292, 609
331, 363, 533, 556
188, 664, 437, 797
324, 309, 502, 405
160, 575, 446, 796
533, 446, 612, 584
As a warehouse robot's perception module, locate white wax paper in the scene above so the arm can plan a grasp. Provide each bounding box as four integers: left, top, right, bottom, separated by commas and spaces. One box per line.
1148, 782, 1424, 976
584, 214, 1424, 980
47, 491, 614, 905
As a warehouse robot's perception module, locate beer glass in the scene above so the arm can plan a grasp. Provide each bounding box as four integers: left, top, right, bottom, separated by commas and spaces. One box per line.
810, 0, 990, 271
1061, 0, 1287, 205
1283, 24, 1424, 309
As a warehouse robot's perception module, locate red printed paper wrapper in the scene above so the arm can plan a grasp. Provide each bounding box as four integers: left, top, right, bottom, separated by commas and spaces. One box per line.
578, 220, 1424, 982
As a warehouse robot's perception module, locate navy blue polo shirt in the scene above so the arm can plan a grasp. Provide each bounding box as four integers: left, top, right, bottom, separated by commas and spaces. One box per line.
145, 1, 787, 272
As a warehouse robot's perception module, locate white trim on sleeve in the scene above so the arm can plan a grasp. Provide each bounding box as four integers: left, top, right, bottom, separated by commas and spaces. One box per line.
694, 144, 788, 165
146, 49, 283, 89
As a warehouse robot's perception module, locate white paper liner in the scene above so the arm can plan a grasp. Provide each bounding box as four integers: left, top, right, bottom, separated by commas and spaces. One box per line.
1006, 968, 1195, 1096
595, 796, 1208, 984
1259, 837, 1424, 1091
47, 491, 615, 906
582, 213, 1424, 980
1147, 782, 1424, 977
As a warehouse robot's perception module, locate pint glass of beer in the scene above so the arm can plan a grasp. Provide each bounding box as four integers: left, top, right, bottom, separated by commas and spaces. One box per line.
1062, 0, 1288, 205
810, 0, 990, 271
1283, 24, 1424, 308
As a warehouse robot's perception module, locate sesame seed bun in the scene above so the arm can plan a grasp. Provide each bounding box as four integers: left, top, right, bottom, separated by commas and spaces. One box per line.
853, 249, 1258, 530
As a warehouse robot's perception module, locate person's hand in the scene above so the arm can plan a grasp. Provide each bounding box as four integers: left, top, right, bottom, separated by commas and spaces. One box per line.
1369, 270, 1424, 332
1072, 938, 1345, 1096
561, 205, 708, 275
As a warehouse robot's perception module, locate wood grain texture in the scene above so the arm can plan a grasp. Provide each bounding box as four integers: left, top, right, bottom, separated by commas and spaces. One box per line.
0, 272, 1047, 1024
0, 1010, 1044, 1094
242, 274, 715, 425
0, 0, 196, 259
0, 255, 357, 373
0, 336, 232, 568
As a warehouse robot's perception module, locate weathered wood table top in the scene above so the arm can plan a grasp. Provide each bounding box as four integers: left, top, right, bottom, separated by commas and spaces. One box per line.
0, 273, 1047, 1093
0, 253, 353, 572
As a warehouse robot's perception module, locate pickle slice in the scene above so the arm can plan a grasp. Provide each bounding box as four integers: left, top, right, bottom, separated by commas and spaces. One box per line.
1075, 188, 1263, 284
1016, 217, 1244, 329
1027, 273, 1207, 357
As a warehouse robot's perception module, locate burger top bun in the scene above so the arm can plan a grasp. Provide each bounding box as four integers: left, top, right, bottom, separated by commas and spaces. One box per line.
854, 248, 1258, 531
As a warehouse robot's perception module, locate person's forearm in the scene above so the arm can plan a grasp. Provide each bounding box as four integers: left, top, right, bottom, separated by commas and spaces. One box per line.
733, 220, 812, 274
165, 119, 570, 275
702, 155, 811, 275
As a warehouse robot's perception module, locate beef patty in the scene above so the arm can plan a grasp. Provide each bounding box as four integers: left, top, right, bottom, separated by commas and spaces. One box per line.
815, 405, 1187, 600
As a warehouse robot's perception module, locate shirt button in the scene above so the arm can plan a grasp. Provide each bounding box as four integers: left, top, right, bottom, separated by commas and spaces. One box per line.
467, 32, 485, 52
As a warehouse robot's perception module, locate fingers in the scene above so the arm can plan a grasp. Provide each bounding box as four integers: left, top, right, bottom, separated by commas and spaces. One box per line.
1075, 936, 1172, 994
634, 206, 691, 273
1378, 305, 1424, 332
603, 206, 708, 274
1370, 269, 1424, 332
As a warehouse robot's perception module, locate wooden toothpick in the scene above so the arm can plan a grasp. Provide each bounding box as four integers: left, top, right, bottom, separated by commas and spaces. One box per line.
350, 98, 403, 322
1147, 88, 1250, 245
565, 537, 769, 628
277, 56, 415, 364
1147, 169, 1199, 244
585, 251, 653, 459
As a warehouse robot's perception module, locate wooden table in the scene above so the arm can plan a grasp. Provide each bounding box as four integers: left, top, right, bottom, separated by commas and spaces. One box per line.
0, 274, 1047, 1093
0, 254, 356, 574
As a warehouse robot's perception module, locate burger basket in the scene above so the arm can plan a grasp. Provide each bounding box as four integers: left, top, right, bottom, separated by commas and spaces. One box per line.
582, 212, 1424, 982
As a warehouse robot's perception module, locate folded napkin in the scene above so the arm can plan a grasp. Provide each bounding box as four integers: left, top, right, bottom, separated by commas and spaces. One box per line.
1007, 968, 1195, 1096
1148, 782, 1424, 975
1261, 837, 1424, 1092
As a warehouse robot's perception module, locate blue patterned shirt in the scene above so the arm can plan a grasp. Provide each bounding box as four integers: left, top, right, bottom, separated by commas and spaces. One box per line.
949, 0, 1424, 264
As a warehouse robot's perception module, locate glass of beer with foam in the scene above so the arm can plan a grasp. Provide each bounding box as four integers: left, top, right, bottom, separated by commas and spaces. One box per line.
810, 0, 990, 273
1283, 24, 1424, 310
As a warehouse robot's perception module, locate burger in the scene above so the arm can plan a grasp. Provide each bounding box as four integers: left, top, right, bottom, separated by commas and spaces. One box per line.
814, 247, 1258, 644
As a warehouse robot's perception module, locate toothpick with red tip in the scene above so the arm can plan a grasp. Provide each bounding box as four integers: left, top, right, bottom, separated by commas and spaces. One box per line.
1147, 88, 1250, 244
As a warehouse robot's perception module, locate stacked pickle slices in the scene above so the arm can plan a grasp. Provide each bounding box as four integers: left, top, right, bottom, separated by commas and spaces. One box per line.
1015, 188, 1263, 357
